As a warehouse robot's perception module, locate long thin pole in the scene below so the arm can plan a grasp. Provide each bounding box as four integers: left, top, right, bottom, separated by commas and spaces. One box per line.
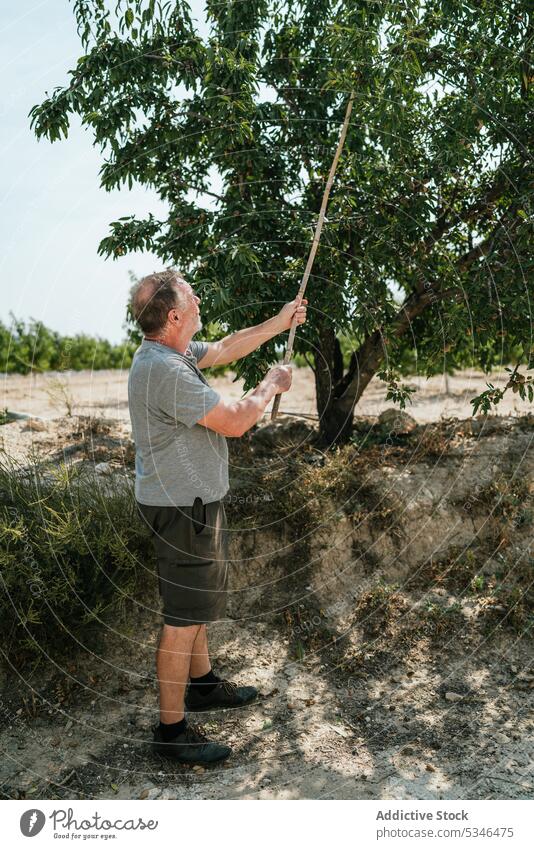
270, 90, 355, 420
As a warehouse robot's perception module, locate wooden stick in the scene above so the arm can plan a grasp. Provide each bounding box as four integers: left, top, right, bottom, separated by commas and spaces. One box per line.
271, 90, 355, 420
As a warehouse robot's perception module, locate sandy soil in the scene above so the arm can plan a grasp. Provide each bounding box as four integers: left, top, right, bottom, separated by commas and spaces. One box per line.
2, 365, 532, 424
2, 607, 533, 801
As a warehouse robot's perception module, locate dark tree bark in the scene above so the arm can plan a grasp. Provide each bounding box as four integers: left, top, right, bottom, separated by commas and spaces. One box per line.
316, 326, 390, 446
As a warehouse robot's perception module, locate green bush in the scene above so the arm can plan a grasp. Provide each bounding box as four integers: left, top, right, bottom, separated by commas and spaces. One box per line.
0, 314, 138, 375
1, 312, 236, 380
0, 455, 154, 670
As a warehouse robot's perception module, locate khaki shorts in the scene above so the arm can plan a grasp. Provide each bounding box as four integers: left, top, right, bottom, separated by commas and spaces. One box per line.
136, 497, 228, 627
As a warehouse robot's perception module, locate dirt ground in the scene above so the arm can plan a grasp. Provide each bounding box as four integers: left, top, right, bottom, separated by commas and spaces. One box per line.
1, 605, 533, 801
0, 370, 533, 801
2, 365, 533, 424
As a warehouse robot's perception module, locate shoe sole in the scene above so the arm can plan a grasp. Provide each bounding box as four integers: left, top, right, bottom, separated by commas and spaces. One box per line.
151, 744, 231, 765
185, 694, 258, 713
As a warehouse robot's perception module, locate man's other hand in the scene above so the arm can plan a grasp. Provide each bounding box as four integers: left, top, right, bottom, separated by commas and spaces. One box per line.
276, 297, 308, 332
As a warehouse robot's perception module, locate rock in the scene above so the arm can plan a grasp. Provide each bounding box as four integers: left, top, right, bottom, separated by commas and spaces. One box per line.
327, 724, 351, 738
378, 409, 417, 434
444, 691, 463, 703
493, 732, 510, 745
353, 416, 379, 432
22, 418, 47, 432
426, 763, 436, 772
252, 419, 315, 449
94, 462, 112, 475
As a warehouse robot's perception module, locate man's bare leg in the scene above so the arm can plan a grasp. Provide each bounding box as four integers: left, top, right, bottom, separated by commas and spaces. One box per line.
189, 624, 212, 679
156, 623, 200, 724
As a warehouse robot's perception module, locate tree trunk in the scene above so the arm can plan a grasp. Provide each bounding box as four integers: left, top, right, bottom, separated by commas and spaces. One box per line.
315, 286, 440, 445
316, 328, 385, 446
313, 324, 358, 444
314, 323, 342, 419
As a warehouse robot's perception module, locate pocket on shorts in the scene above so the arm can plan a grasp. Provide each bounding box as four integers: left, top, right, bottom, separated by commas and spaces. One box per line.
190, 501, 225, 564
146, 501, 225, 569
191, 497, 208, 536
150, 506, 194, 565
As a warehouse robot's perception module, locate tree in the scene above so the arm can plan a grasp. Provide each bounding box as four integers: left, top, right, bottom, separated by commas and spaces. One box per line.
31, 0, 533, 443
0, 315, 137, 374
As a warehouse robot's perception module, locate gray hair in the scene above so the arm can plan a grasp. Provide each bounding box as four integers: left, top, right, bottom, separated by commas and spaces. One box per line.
130, 269, 187, 334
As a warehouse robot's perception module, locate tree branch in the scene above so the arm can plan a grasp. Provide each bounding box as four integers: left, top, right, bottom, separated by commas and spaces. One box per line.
332, 204, 520, 414
170, 175, 227, 205
272, 84, 315, 180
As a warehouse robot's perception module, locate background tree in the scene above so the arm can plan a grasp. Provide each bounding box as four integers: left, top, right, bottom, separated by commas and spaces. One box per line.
0, 315, 137, 375
31, 0, 533, 443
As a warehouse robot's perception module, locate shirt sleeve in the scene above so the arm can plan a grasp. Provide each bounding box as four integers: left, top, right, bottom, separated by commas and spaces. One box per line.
156, 361, 221, 428
188, 340, 208, 364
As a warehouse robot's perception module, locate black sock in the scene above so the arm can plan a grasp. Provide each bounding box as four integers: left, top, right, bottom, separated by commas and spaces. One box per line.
189, 668, 220, 696
159, 717, 186, 741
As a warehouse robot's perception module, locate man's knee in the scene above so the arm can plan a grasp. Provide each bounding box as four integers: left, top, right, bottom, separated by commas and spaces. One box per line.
160, 622, 201, 645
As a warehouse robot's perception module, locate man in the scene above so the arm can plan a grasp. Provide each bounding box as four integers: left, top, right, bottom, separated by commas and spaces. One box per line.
128, 269, 307, 765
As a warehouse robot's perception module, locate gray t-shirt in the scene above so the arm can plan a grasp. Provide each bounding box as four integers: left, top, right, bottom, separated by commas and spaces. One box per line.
127, 338, 229, 507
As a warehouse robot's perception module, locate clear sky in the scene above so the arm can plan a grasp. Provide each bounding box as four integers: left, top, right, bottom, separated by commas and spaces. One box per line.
1, 1, 206, 344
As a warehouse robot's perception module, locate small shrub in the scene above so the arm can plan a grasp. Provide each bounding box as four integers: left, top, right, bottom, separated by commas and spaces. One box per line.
354, 582, 406, 638
418, 599, 465, 638
0, 454, 154, 669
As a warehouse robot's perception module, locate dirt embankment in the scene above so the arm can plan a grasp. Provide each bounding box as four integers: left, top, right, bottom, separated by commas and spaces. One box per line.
0, 411, 533, 800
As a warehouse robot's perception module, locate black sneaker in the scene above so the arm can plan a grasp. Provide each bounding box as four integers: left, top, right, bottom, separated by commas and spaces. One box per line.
185, 679, 258, 712
151, 723, 231, 764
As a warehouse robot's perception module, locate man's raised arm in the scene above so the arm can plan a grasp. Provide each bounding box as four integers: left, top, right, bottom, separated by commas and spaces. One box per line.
196, 298, 307, 368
